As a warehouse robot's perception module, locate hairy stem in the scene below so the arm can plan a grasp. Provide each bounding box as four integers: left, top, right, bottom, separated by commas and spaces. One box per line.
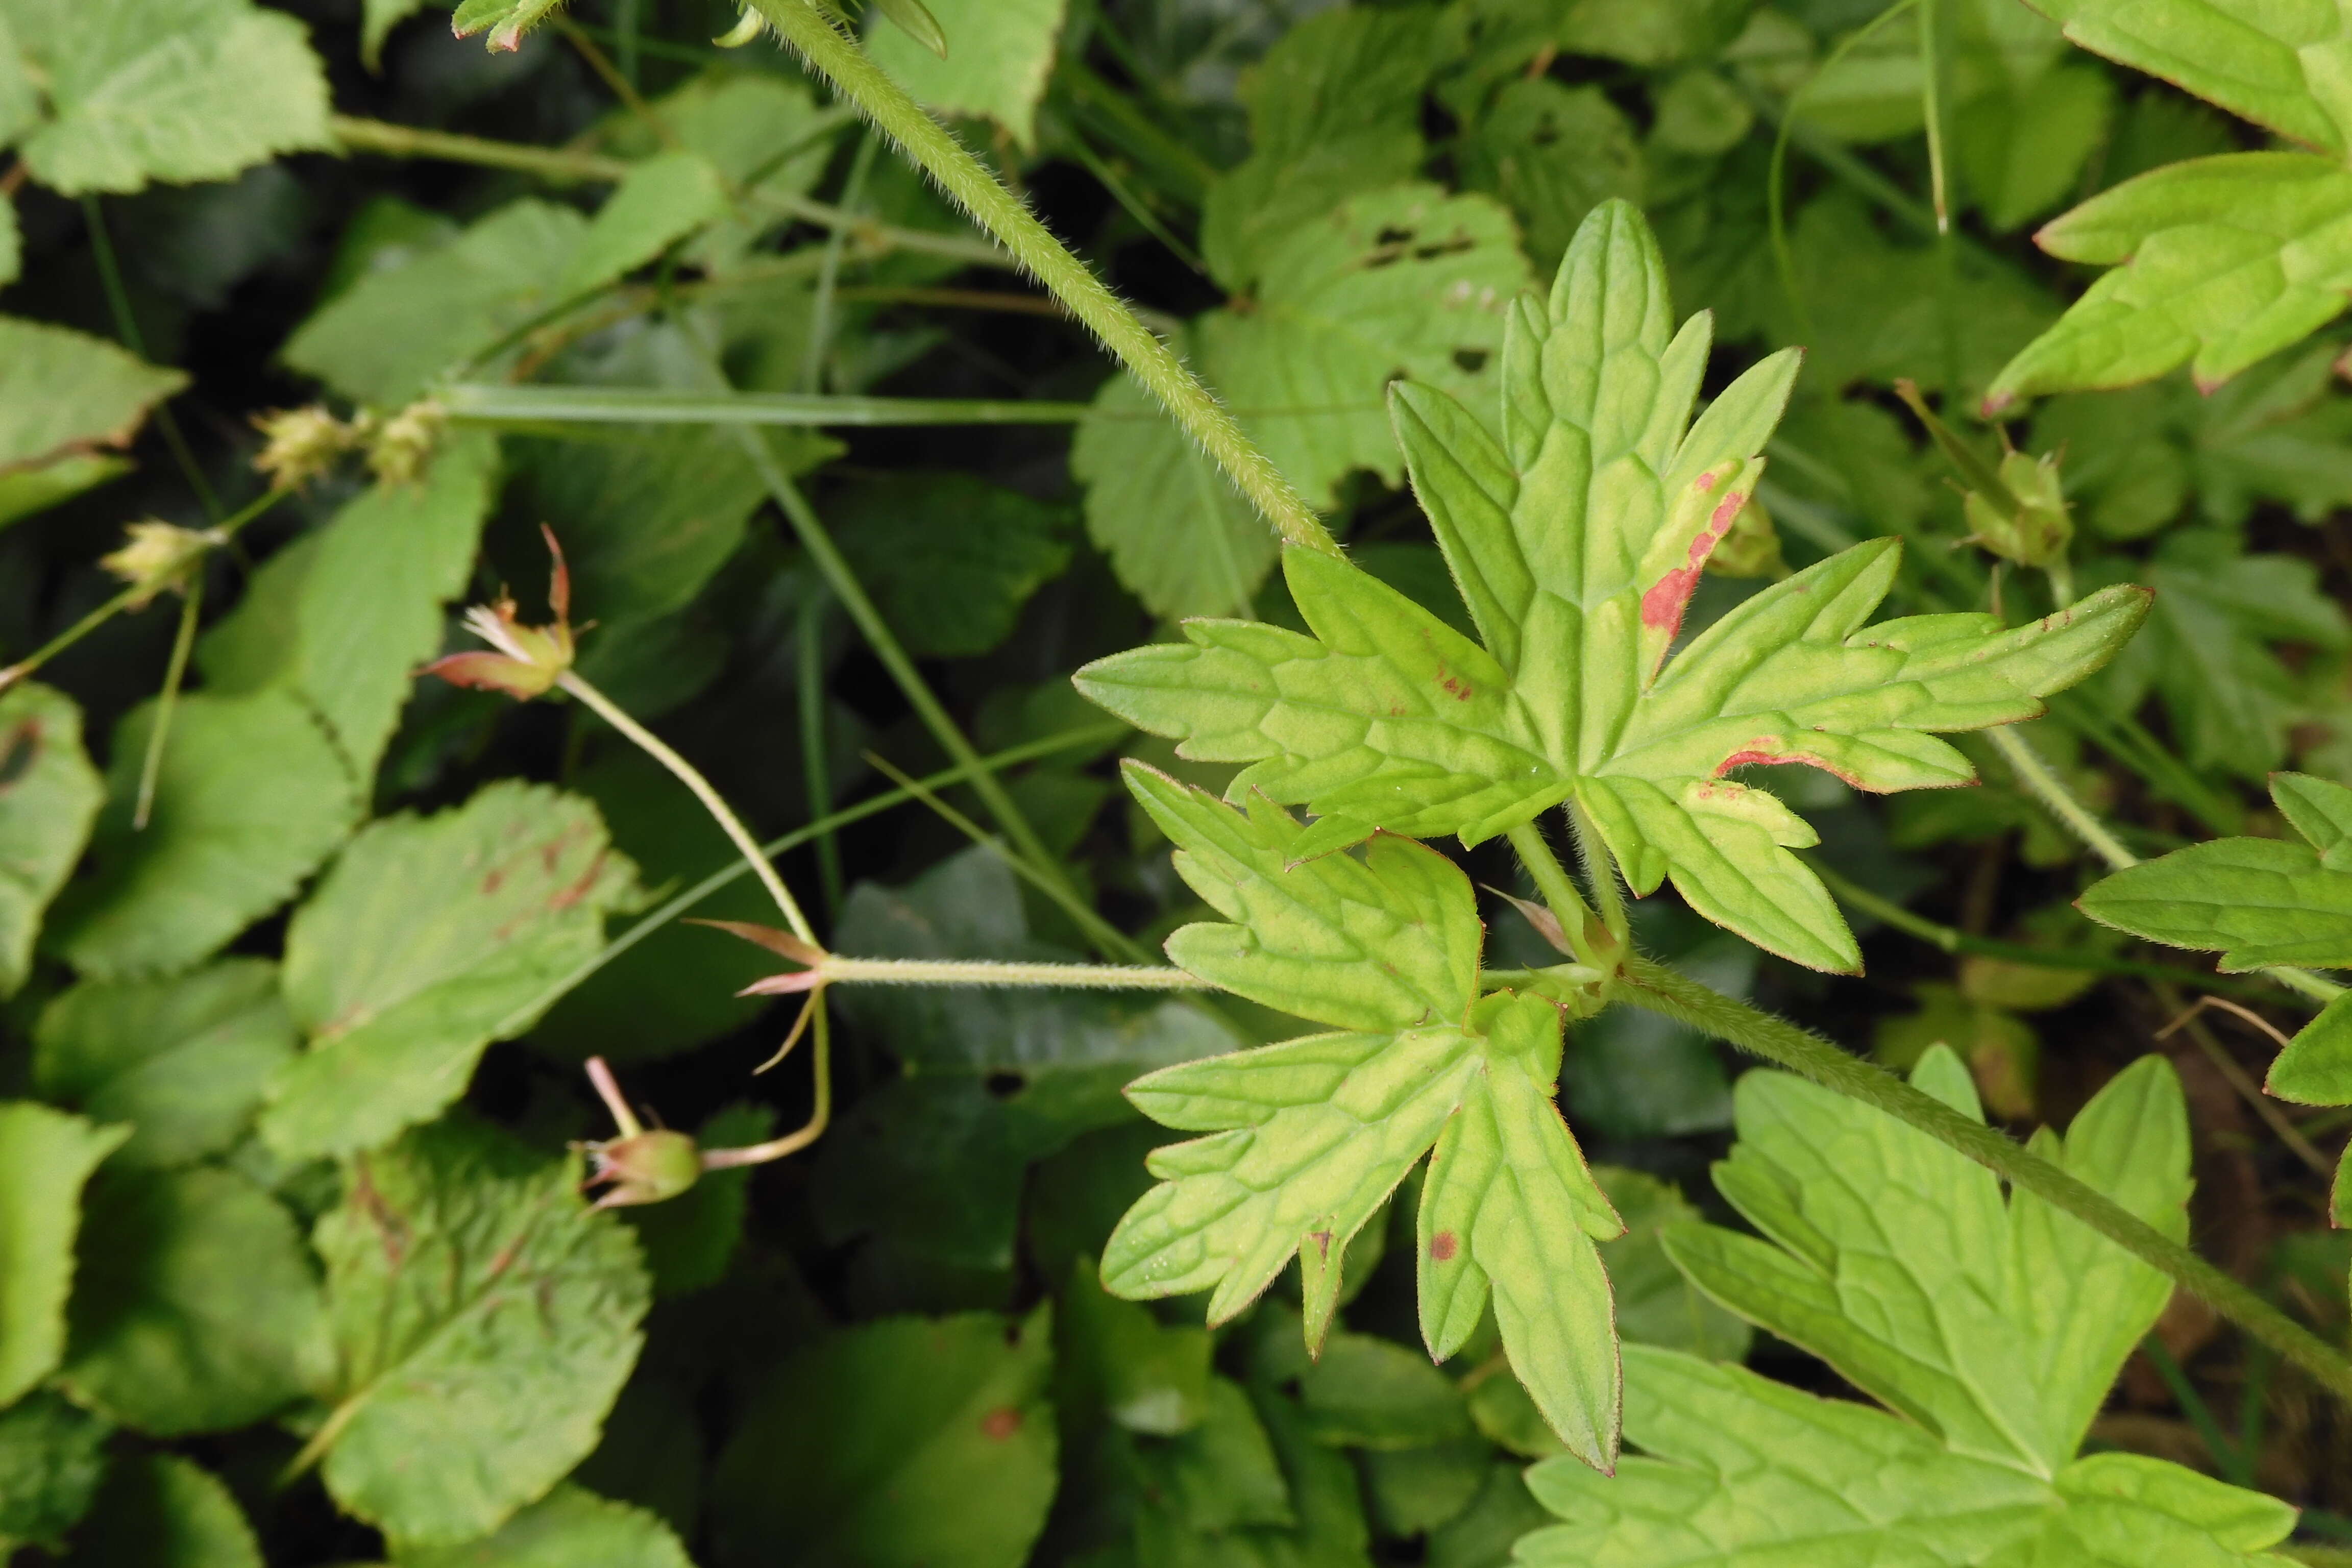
557, 670, 818, 944
1621, 955, 2352, 1410
821, 955, 1210, 989
1506, 820, 1598, 952
745, 0, 1337, 556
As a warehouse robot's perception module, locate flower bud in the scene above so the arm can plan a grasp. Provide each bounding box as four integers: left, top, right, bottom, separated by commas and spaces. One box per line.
587, 1129, 703, 1208
252, 405, 361, 491
369, 400, 446, 486
101, 521, 216, 608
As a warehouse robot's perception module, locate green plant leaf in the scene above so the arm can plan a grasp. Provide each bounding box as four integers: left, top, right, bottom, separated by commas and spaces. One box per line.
1079, 202, 2146, 972
449, 0, 566, 51
390, 1484, 694, 1568
1519, 1342, 2061, 1566
2085, 530, 2349, 780
1105, 766, 1624, 1468
2023, 0, 2352, 154
1297, 1331, 1472, 1450
1195, 183, 1527, 511
58, 1165, 328, 1435
1986, 153, 2352, 408
709, 1308, 1058, 1568
43, 691, 360, 981
597, 70, 837, 275
259, 780, 640, 1162
199, 432, 501, 781
0, 1104, 127, 1406
1071, 358, 1278, 620
1062, 1254, 1214, 1438
830, 473, 1073, 658
8, 0, 330, 195
1661, 1045, 2189, 1476
2079, 771, 2352, 1102
1458, 79, 1645, 275
866, 0, 1067, 150
284, 200, 589, 406
1591, 1165, 1750, 1361
556, 151, 730, 297
0, 315, 186, 480
309, 1119, 651, 1548
1954, 62, 2115, 233
1197, 5, 1442, 289
816, 845, 1237, 1269
0, 1392, 111, 1554
0, 682, 105, 997
33, 959, 296, 1168
72, 1453, 264, 1568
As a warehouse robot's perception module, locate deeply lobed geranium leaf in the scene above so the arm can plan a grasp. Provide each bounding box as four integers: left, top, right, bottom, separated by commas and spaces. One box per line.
1986, 153, 2352, 407
1104, 765, 1624, 1471
1080, 200, 2148, 971
1662, 1047, 2188, 1477
2079, 771, 2352, 1107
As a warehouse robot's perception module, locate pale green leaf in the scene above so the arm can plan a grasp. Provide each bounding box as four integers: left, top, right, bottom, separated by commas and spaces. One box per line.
1195, 183, 1527, 509
1987, 153, 2352, 408
1071, 363, 1278, 620
1459, 79, 1644, 274
1418, 994, 1622, 1470
391, 1484, 693, 1568
43, 691, 360, 981
0, 12, 34, 146
283, 200, 589, 406
556, 151, 730, 297
9, 0, 330, 195
310, 1119, 651, 1548
0, 682, 104, 997
449, 0, 564, 51
1520, 1343, 2059, 1566
0, 1102, 128, 1406
0, 1392, 110, 1552
2025, 0, 2352, 153
0, 194, 17, 288
709, 1309, 1058, 1568
0, 452, 131, 533
73, 1453, 263, 1568
1197, 5, 1441, 288
0, 315, 186, 473
1080, 205, 2142, 968
33, 959, 295, 1168
1662, 1046, 2189, 1476
198, 431, 500, 780
866, 0, 1067, 150
830, 472, 1073, 658
58, 1165, 328, 1435
600, 71, 836, 274
259, 780, 639, 1162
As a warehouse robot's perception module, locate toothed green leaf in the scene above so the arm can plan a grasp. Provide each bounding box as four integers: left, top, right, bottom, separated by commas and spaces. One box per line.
1987, 153, 2352, 407
0, 1103, 129, 1408
0, 682, 104, 999
1080, 200, 2148, 971
1661, 1046, 2190, 1477
1105, 767, 1625, 1467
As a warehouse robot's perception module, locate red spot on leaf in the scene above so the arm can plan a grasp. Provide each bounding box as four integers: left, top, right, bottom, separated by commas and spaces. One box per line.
1640, 492, 1749, 644
1429, 1231, 1458, 1262
981, 1407, 1023, 1441
1713, 745, 1866, 789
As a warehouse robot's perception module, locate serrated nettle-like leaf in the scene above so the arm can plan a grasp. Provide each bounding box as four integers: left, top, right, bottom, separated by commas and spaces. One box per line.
1987, 153, 2352, 409
0, 1102, 128, 1407
0, 682, 104, 998
2080, 771, 2352, 1104
1105, 767, 1625, 1469
1663, 1045, 2189, 1477
309, 1119, 650, 1549
1080, 200, 2148, 971
0, 316, 186, 479
391, 1484, 693, 1568
0, 1391, 110, 1552
260, 780, 640, 1162
866, 0, 1067, 150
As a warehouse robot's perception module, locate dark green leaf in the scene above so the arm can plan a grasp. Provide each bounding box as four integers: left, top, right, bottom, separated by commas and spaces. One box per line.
390, 1484, 694, 1568
866, 0, 1066, 149
72, 1453, 263, 1568
0, 1391, 110, 1553
831, 473, 1073, 658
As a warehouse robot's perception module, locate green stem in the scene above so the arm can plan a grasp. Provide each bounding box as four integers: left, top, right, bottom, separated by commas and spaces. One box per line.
1565, 800, 1628, 946
820, 955, 1209, 988
746, 0, 1337, 557
439, 382, 1091, 426
327, 114, 1011, 270
1806, 857, 2286, 1005
801, 131, 878, 391
1620, 955, 2352, 1411
795, 591, 845, 916
1507, 820, 1598, 953
133, 575, 203, 830
1987, 724, 2138, 872
557, 669, 819, 944
493, 723, 1124, 1035
698, 996, 832, 1167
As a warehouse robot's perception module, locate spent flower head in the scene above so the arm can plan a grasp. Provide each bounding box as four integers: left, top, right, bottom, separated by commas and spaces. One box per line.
368, 399, 447, 487
422, 525, 578, 699
251, 405, 366, 492
101, 521, 220, 608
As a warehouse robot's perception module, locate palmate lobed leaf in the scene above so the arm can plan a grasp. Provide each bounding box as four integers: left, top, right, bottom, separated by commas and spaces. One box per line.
1079, 200, 2148, 972
1102, 765, 1625, 1471
2079, 771, 2352, 1107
